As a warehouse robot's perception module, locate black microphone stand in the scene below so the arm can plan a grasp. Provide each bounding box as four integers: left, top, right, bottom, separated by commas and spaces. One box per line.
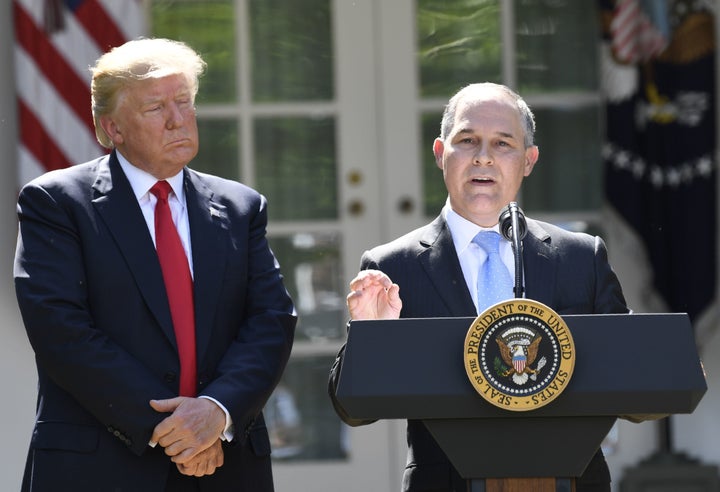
499, 202, 526, 299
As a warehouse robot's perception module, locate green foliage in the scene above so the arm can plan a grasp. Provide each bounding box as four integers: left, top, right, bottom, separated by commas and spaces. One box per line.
416, 0, 502, 97
254, 117, 337, 221
494, 356, 509, 377
249, 0, 333, 102
151, 0, 237, 103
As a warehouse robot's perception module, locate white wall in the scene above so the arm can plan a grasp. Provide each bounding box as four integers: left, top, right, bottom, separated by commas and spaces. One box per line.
0, 2, 39, 490
675, 326, 720, 466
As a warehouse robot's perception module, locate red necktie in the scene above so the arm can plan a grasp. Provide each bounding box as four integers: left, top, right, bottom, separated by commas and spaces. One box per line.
150, 181, 197, 397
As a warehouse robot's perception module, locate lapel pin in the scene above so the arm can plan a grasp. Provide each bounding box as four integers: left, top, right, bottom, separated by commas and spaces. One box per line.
209, 207, 222, 218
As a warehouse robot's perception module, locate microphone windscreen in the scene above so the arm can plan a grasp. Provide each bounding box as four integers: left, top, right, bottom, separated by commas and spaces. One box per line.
499, 202, 527, 241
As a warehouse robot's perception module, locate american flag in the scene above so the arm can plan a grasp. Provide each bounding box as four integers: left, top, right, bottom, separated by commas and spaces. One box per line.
599, 0, 717, 337
13, 0, 146, 186
609, 0, 667, 64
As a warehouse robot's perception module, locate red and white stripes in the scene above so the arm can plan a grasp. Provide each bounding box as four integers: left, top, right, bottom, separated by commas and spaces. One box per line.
13, 0, 145, 186
610, 0, 667, 64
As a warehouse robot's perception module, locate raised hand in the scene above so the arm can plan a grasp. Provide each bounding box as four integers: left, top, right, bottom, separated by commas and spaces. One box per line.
346, 269, 402, 320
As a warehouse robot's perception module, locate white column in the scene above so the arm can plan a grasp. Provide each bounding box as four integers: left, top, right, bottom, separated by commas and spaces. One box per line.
0, 2, 38, 490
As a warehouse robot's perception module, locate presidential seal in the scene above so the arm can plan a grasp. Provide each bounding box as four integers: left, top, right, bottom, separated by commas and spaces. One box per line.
463, 299, 575, 411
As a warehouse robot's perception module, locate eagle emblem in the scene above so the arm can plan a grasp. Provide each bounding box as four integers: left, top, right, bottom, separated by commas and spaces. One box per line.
464, 299, 575, 411
495, 326, 547, 385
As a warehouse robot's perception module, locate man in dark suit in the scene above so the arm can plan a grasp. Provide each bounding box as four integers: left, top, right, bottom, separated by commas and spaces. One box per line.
329, 82, 628, 492
14, 38, 296, 492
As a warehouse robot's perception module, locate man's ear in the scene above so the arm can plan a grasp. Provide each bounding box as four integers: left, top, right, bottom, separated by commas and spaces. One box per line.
99, 115, 123, 146
523, 145, 539, 177
433, 138, 445, 170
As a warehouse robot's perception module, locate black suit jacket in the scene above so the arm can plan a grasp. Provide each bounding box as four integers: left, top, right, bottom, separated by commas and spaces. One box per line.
329, 213, 628, 492
14, 152, 296, 492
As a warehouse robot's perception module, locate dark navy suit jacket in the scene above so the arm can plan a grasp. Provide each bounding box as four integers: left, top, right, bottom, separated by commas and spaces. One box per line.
14, 151, 296, 492
330, 212, 628, 492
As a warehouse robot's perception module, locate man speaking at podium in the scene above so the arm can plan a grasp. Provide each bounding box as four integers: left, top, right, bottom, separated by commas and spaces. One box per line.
329, 83, 629, 492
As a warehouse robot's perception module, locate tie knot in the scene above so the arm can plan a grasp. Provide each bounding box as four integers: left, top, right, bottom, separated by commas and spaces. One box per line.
473, 230, 501, 255
150, 180, 172, 201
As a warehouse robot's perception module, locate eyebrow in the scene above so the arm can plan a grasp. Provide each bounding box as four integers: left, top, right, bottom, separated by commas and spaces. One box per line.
140, 90, 192, 105
455, 128, 517, 139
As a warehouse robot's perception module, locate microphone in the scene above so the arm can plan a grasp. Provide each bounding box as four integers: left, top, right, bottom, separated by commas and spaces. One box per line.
499, 202, 527, 242
498, 202, 526, 298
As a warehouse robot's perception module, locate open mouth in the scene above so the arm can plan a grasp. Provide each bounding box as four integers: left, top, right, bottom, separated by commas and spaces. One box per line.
472, 177, 495, 184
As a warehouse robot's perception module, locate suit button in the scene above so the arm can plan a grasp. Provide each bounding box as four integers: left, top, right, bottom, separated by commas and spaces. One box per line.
164, 372, 177, 383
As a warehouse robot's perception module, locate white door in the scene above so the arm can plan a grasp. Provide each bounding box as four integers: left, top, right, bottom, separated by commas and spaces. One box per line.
151, 0, 605, 490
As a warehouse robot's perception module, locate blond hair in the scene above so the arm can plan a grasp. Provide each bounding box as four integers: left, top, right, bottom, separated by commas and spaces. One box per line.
90, 38, 207, 148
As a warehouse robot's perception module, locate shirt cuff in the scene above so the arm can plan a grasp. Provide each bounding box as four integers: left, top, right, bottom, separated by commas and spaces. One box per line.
199, 395, 235, 442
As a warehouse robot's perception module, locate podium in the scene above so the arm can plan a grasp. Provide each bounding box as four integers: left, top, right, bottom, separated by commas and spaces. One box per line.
335, 313, 707, 491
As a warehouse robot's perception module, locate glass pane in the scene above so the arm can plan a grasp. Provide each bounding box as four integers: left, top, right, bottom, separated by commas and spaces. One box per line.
268, 233, 346, 342
151, 0, 237, 103
421, 111, 448, 217
193, 119, 240, 181
515, 0, 599, 93
416, 0, 502, 97
265, 355, 348, 461
254, 117, 337, 221
522, 106, 602, 212
249, 0, 333, 102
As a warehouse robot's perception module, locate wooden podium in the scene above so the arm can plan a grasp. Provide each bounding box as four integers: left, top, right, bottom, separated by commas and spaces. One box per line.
334, 313, 707, 491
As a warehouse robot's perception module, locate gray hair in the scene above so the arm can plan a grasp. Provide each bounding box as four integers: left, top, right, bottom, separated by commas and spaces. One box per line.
90, 38, 207, 148
439, 83, 536, 148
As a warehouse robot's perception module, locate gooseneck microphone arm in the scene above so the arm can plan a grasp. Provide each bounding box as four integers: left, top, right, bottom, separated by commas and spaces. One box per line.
499, 202, 527, 298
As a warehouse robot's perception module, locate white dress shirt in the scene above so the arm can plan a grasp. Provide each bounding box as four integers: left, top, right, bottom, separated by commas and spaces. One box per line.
444, 205, 517, 314
116, 152, 234, 443
117, 154, 194, 275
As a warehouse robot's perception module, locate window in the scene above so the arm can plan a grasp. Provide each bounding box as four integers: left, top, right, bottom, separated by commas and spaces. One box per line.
151, 0, 607, 469
418, 0, 603, 221
152, 0, 346, 463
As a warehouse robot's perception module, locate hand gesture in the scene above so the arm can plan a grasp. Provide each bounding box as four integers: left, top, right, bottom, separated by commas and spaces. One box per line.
346, 269, 402, 320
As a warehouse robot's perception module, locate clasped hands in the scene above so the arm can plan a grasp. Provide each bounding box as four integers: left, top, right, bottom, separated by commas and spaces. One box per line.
145, 269, 402, 478
150, 397, 226, 477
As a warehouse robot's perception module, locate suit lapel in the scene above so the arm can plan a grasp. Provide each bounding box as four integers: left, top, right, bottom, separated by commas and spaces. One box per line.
522, 219, 557, 306
415, 216, 558, 315
91, 153, 176, 344
417, 216, 477, 317
184, 171, 229, 361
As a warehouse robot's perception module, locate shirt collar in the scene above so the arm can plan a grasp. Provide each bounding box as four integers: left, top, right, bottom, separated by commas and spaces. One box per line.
115, 151, 185, 203
443, 202, 501, 254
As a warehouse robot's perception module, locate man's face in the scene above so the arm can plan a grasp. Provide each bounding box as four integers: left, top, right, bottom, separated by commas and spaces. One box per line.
433, 91, 539, 227
100, 73, 199, 179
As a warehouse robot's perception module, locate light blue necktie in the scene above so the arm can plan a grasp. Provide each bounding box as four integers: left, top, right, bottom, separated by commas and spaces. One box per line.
473, 231, 513, 312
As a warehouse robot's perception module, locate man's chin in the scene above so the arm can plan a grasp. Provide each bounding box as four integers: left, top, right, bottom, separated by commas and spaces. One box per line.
166, 146, 198, 164
454, 200, 505, 226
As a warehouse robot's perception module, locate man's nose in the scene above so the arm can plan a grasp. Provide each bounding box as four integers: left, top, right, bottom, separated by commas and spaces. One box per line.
473, 145, 492, 165
165, 103, 185, 129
